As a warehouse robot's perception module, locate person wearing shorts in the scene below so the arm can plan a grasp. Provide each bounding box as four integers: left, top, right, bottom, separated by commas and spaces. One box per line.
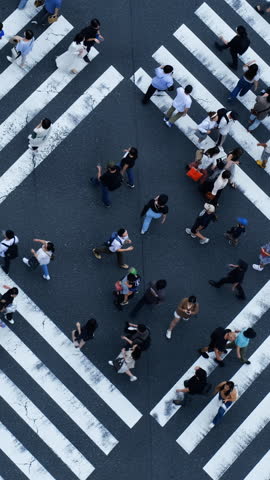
166, 295, 199, 339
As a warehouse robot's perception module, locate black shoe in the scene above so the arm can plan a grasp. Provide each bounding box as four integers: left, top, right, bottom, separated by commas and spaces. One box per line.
214, 359, 225, 367
227, 63, 238, 70
244, 360, 251, 365
209, 280, 219, 287
214, 41, 223, 51
198, 349, 209, 359
83, 55, 90, 63
1, 266, 8, 274
173, 400, 184, 406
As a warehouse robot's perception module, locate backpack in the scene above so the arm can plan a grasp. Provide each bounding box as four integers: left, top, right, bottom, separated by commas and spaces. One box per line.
217, 108, 229, 125
104, 231, 122, 247
2, 240, 18, 260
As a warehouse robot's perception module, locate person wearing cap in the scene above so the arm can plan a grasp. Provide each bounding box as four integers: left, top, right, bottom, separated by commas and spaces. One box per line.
140, 194, 168, 235
252, 240, 270, 271
195, 112, 218, 143
216, 111, 239, 147
163, 85, 193, 127
226, 327, 256, 365
173, 367, 208, 406
256, 141, 270, 168
142, 65, 174, 104
90, 163, 122, 207
198, 327, 237, 367
185, 203, 216, 245
214, 25, 250, 70
225, 218, 247, 246
209, 260, 248, 300
166, 295, 199, 340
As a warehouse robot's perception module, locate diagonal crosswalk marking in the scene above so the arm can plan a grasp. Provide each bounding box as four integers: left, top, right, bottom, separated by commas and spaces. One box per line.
0, 421, 55, 480
243, 450, 270, 480
0, 66, 124, 207
131, 68, 270, 221
0, 2, 41, 50
147, 278, 270, 426
0, 370, 94, 479
176, 334, 270, 453
203, 393, 270, 480
0, 47, 99, 152
0, 274, 142, 428
223, 0, 270, 46
0, 327, 118, 455
195, 3, 270, 86
0, 16, 73, 101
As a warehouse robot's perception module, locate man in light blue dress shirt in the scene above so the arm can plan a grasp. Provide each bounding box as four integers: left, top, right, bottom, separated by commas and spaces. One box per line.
142, 65, 173, 104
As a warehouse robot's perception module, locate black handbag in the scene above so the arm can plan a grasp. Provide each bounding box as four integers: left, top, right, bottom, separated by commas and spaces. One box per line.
28, 256, 39, 269
113, 357, 125, 372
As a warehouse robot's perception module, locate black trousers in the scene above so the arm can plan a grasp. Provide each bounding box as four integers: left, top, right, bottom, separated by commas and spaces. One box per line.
130, 296, 148, 317
143, 84, 157, 103
214, 277, 245, 299
2, 256, 10, 274
218, 44, 238, 68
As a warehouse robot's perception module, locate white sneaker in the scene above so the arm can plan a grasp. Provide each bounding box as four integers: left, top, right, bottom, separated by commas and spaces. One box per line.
166, 329, 172, 339
22, 257, 30, 267
209, 422, 215, 429
130, 376, 137, 382
200, 238, 209, 245
8, 319, 14, 325
6, 56, 14, 63
252, 264, 264, 271
42, 274, 50, 280
185, 228, 196, 238
108, 360, 113, 366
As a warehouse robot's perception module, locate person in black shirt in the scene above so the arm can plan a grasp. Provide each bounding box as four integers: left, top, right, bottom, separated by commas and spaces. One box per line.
173, 367, 208, 406
140, 194, 168, 234
90, 163, 122, 207
119, 147, 138, 188
215, 25, 250, 70
209, 259, 248, 300
80, 18, 103, 63
224, 217, 247, 246
72, 318, 98, 349
130, 279, 167, 318
198, 327, 237, 367
0, 285, 19, 325
185, 203, 216, 245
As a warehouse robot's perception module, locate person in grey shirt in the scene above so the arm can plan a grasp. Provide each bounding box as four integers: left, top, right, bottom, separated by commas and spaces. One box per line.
142, 65, 173, 104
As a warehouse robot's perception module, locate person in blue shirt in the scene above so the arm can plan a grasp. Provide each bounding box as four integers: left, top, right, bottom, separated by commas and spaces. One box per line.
32, 0, 62, 26
0, 23, 4, 40
226, 327, 256, 364
142, 65, 173, 104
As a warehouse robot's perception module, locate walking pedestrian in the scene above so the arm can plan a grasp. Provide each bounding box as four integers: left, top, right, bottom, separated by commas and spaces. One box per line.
28, 118, 52, 151
140, 194, 168, 235
256, 141, 270, 168
255, 3, 270, 14
210, 381, 238, 427
92, 228, 134, 269
185, 203, 216, 245
163, 85, 192, 127
80, 18, 103, 63
32, 0, 62, 26
0, 285, 19, 325
224, 217, 247, 246
121, 323, 151, 351
204, 170, 231, 206
226, 327, 256, 365
23, 238, 55, 280
223, 147, 243, 173
247, 91, 270, 132
216, 109, 239, 146
173, 367, 208, 406
198, 327, 237, 367
215, 25, 250, 70
108, 344, 141, 382
194, 112, 218, 143
7, 30, 35, 67
166, 295, 199, 339
71, 318, 98, 349
142, 64, 174, 104
119, 147, 138, 188
0, 23, 5, 40
90, 163, 122, 207
130, 279, 167, 318
187, 147, 221, 184
113, 272, 139, 309
56, 33, 87, 74
209, 259, 248, 300
252, 240, 270, 271
0, 230, 19, 274
228, 61, 259, 100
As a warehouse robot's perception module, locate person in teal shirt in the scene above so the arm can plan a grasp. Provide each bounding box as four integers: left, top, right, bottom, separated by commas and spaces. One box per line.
227, 327, 256, 364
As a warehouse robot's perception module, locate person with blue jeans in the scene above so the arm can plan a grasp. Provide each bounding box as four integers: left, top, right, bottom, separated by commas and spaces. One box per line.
228, 61, 259, 100
23, 238, 55, 280
90, 163, 122, 207
119, 147, 138, 188
140, 194, 168, 234
210, 381, 238, 427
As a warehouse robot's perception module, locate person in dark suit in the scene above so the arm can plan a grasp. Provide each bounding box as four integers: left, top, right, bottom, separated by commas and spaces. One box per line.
209, 259, 248, 300
215, 25, 250, 70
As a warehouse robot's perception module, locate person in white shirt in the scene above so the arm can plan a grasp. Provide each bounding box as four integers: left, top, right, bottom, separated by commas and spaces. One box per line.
143, 65, 174, 104
93, 228, 134, 269
0, 230, 19, 274
195, 112, 218, 143
164, 85, 193, 127
23, 238, 55, 280
256, 141, 270, 168
228, 61, 259, 100
216, 110, 238, 147
209, 170, 231, 206
28, 118, 52, 151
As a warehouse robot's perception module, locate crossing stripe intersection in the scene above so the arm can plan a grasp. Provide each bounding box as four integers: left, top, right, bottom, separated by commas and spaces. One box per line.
0, 370, 94, 479
243, 450, 270, 480
131, 68, 270, 221
203, 393, 270, 480
0, 2, 41, 50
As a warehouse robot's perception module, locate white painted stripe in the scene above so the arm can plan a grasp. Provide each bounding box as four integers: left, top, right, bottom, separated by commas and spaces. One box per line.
147, 277, 270, 426
203, 393, 270, 480
0, 47, 98, 151
224, 0, 270, 46
0, 327, 118, 455
0, 370, 94, 479
0, 16, 73, 101
131, 68, 270, 221
0, 67, 125, 209
0, 422, 55, 480
0, 271, 142, 429
173, 26, 270, 135
0, 2, 41, 50
153, 42, 270, 175
177, 334, 270, 453
195, 3, 270, 86
243, 450, 270, 480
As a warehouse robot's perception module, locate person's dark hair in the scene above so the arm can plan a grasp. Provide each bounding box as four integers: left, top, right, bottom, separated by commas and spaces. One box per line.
205, 146, 220, 158
224, 328, 232, 334
195, 368, 207, 382
237, 25, 247, 37
85, 318, 98, 336
90, 18, 100, 29
222, 170, 231, 179
163, 65, 173, 74
10, 287, 18, 295
188, 295, 197, 303
0, 23, 3, 30
74, 33, 85, 44
185, 85, 193, 94
127, 273, 136, 283
42, 118, 52, 130
129, 147, 138, 158
5, 230, 15, 240
230, 147, 243, 161
244, 63, 258, 81
158, 194, 168, 205
46, 242, 55, 253
207, 111, 217, 118
137, 324, 147, 333
230, 111, 239, 121
117, 228, 126, 237
244, 328, 256, 339
156, 279, 167, 290
222, 381, 235, 396
132, 346, 142, 360
107, 162, 117, 171
25, 30, 34, 40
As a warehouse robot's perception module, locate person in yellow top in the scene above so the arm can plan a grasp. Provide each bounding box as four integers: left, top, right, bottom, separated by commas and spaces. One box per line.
210, 381, 238, 427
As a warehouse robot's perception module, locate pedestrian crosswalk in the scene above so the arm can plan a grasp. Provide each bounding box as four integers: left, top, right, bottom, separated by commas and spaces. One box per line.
0, 1, 42, 50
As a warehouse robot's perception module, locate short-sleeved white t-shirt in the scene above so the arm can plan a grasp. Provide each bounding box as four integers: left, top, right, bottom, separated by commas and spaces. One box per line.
36, 247, 52, 265
172, 87, 192, 112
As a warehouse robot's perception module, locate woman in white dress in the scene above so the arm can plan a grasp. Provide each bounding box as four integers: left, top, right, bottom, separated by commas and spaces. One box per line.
56, 33, 87, 74
28, 118, 52, 151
